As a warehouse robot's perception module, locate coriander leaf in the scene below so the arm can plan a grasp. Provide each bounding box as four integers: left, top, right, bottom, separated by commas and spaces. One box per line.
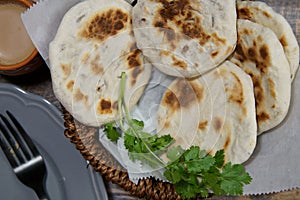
163, 166, 184, 183
103, 123, 121, 142
202, 171, 224, 196
182, 174, 198, 185
183, 146, 200, 161
147, 134, 174, 151
131, 119, 144, 131
214, 149, 225, 168
124, 133, 173, 153
222, 162, 252, 183
186, 155, 215, 173
124, 131, 173, 167
124, 133, 142, 153
220, 162, 252, 195
220, 179, 243, 195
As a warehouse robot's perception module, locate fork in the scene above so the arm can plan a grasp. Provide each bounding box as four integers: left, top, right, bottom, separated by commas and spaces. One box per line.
0, 111, 49, 200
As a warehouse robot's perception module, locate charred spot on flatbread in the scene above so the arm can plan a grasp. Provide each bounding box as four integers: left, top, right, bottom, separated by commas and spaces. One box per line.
61, 63, 71, 78
252, 77, 264, 107
228, 72, 244, 104
257, 111, 270, 122
97, 98, 113, 114
223, 134, 231, 151
279, 36, 288, 48
66, 80, 74, 91
171, 55, 187, 70
237, 7, 253, 20
127, 49, 142, 68
162, 79, 204, 113
198, 120, 208, 131
162, 90, 180, 112
79, 9, 129, 42
126, 49, 144, 86
238, 6, 272, 20
213, 117, 223, 132
222, 70, 248, 116
73, 88, 88, 104
89, 55, 104, 75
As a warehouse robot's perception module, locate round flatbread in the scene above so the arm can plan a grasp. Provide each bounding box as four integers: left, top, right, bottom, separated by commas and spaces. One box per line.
237, 0, 299, 80
230, 19, 291, 134
49, 0, 152, 126
132, 0, 237, 78
157, 61, 257, 164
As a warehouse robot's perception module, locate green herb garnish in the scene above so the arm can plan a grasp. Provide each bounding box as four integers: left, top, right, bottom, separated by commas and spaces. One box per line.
104, 72, 174, 167
103, 123, 121, 142
124, 118, 174, 167
164, 146, 252, 199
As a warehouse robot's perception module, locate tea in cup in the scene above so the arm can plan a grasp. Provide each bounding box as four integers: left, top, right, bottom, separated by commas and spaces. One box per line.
0, 0, 44, 76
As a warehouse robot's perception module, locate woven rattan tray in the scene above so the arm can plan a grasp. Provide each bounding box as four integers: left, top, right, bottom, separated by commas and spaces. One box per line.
61, 0, 300, 199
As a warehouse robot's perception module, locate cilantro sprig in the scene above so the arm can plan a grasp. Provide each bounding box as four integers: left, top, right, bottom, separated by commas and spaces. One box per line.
164, 146, 252, 199
103, 72, 252, 199
124, 119, 174, 167
103, 72, 174, 167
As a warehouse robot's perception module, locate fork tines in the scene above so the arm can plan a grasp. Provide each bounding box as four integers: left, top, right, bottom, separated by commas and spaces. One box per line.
0, 111, 39, 169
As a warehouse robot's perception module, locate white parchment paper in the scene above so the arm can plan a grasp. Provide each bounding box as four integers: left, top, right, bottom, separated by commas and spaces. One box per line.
21, 0, 84, 66
21, 0, 300, 195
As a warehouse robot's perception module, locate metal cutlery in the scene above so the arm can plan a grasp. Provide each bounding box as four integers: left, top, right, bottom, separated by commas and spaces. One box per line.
0, 111, 49, 200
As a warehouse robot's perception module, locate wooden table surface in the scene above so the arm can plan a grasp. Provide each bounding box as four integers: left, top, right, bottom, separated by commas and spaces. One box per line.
1, 0, 299, 199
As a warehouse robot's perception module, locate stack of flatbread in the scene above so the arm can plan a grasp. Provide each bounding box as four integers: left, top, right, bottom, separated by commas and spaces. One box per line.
49, 0, 299, 164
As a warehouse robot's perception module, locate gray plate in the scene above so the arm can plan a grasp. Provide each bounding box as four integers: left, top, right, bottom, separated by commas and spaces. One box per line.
0, 83, 108, 200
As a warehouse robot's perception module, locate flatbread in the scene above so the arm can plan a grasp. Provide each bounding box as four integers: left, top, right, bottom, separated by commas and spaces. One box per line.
157, 61, 257, 164
237, 0, 299, 80
49, 0, 152, 126
132, 0, 237, 78
230, 19, 291, 134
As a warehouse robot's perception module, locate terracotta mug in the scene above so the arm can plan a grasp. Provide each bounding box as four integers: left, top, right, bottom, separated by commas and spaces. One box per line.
0, 0, 44, 76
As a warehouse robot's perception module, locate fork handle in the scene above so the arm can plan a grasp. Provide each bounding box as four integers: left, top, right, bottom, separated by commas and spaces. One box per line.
34, 184, 50, 200
36, 191, 49, 200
